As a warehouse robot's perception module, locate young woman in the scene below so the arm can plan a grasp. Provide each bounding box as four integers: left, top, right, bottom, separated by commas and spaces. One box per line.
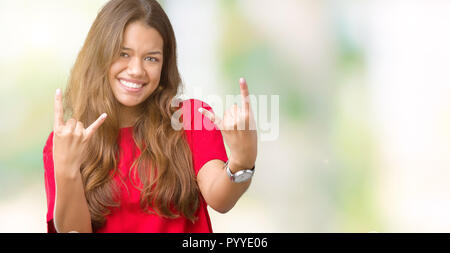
42, 0, 257, 233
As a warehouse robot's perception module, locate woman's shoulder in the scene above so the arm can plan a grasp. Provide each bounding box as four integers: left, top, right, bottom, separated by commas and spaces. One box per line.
43, 131, 54, 154
177, 99, 216, 132
179, 98, 213, 111
42, 131, 54, 174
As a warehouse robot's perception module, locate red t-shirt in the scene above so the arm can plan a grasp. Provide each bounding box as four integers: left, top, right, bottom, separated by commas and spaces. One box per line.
43, 99, 228, 233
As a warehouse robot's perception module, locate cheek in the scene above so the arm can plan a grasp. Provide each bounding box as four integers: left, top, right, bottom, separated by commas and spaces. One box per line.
147, 66, 163, 83
109, 61, 125, 79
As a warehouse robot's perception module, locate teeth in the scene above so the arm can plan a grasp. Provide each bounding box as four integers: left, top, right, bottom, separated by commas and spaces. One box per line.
119, 79, 143, 89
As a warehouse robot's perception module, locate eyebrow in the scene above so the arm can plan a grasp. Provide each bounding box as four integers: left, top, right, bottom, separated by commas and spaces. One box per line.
121, 47, 162, 55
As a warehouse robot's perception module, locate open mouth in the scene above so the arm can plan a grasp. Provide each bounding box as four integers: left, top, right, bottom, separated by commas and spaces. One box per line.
118, 78, 147, 91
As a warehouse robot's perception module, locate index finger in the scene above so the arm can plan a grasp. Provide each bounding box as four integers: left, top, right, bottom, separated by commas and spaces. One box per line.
54, 88, 64, 128
240, 77, 251, 113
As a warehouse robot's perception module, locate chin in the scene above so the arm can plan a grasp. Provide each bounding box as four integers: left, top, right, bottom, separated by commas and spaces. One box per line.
119, 101, 142, 107
116, 95, 147, 107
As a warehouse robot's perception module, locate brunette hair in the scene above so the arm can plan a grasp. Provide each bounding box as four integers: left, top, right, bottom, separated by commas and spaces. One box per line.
64, 0, 198, 230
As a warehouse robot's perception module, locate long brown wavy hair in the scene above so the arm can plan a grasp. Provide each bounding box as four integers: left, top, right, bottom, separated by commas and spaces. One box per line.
64, 0, 199, 230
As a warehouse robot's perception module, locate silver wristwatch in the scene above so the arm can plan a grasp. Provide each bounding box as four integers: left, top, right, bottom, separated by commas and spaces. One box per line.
225, 161, 255, 183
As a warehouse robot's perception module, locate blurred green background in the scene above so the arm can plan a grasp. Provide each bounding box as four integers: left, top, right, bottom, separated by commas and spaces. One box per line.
1, 0, 450, 232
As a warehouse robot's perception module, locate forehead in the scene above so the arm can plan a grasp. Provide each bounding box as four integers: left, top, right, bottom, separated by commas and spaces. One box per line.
122, 20, 164, 52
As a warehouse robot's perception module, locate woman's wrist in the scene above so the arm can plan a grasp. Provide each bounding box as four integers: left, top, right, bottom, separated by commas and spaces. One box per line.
54, 163, 82, 181
229, 147, 256, 168
227, 158, 255, 174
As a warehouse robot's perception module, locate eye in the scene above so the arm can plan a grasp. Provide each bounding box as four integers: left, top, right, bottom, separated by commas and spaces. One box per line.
144, 56, 158, 62
119, 52, 129, 58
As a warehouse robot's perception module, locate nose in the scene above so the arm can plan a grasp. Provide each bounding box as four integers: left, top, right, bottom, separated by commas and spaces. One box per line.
127, 57, 145, 77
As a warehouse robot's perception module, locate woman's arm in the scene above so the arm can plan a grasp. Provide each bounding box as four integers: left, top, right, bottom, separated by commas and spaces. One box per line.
197, 78, 258, 213
197, 159, 252, 213
54, 169, 92, 233
51, 88, 107, 232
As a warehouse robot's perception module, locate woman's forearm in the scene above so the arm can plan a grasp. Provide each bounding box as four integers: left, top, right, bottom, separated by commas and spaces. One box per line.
203, 160, 252, 214
54, 167, 92, 233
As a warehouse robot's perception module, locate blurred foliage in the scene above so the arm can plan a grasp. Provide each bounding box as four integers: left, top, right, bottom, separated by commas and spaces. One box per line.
331, 15, 381, 231
0, 50, 63, 200
218, 0, 306, 122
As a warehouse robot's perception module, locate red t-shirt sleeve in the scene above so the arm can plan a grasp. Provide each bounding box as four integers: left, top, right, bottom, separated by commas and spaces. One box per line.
183, 99, 229, 176
43, 132, 57, 233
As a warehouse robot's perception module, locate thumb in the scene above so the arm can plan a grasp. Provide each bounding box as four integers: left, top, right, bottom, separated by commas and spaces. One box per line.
199, 108, 223, 130
83, 113, 107, 141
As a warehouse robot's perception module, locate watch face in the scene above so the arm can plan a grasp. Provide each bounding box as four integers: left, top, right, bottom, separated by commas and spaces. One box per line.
234, 171, 253, 183
226, 163, 255, 183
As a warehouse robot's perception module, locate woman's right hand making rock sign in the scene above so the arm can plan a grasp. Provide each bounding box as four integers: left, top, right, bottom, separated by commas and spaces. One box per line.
52, 88, 107, 178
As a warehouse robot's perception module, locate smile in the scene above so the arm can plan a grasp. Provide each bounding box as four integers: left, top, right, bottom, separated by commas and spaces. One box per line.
120, 79, 144, 88
118, 78, 147, 92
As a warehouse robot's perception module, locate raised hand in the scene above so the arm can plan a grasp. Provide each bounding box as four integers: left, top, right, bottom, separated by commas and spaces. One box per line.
199, 78, 257, 171
52, 88, 107, 178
